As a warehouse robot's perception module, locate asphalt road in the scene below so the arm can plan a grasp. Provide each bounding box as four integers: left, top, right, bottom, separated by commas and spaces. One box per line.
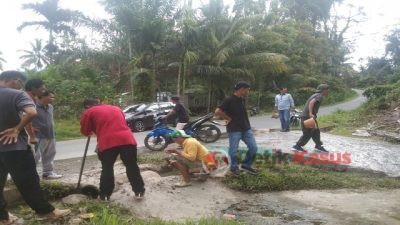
55, 89, 367, 160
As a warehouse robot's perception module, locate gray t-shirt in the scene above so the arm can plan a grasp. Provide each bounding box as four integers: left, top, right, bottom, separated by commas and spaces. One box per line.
0, 87, 35, 152
301, 93, 323, 119
32, 103, 55, 139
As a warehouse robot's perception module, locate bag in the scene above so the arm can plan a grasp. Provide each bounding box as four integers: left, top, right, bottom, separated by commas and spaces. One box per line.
303, 118, 316, 129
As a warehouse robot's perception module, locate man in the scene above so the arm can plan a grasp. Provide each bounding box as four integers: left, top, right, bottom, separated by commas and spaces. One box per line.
25, 79, 46, 102
163, 96, 189, 129
80, 98, 145, 200
215, 81, 258, 175
165, 130, 214, 187
32, 90, 62, 179
275, 87, 295, 132
292, 84, 330, 153
0, 71, 70, 224
25, 79, 47, 145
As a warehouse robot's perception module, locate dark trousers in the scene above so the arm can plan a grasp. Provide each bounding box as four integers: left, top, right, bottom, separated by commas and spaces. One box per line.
0, 148, 54, 219
97, 145, 145, 197
296, 118, 323, 147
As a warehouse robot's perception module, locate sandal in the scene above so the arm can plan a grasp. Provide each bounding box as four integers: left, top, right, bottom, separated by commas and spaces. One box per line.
174, 181, 192, 187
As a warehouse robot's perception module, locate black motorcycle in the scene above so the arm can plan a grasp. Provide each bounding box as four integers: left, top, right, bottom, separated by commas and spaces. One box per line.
290, 109, 302, 127
249, 106, 259, 116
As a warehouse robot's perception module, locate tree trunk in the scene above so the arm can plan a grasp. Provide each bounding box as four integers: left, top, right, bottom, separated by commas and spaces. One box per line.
177, 63, 182, 96
207, 83, 212, 113
182, 61, 187, 97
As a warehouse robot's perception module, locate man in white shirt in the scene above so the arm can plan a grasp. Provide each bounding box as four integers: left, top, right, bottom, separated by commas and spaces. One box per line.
275, 87, 295, 132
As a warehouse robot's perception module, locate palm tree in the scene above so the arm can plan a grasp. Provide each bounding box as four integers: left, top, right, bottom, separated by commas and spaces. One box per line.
102, 0, 177, 101
18, 0, 84, 61
19, 39, 49, 70
0, 51, 6, 71
191, 0, 290, 111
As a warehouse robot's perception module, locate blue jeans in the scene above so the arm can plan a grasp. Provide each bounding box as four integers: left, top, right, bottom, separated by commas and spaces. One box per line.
228, 129, 258, 171
279, 109, 290, 131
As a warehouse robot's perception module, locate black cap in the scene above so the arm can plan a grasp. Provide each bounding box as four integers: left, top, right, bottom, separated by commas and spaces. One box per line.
315, 84, 330, 93
234, 81, 250, 90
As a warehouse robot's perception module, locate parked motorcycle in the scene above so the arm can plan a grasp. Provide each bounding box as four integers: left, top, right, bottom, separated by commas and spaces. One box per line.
144, 113, 222, 151
249, 106, 259, 116
290, 109, 302, 127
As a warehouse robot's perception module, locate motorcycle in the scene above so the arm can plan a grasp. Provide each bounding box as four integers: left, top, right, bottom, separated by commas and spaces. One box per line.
249, 106, 259, 116
290, 109, 302, 127
144, 113, 222, 151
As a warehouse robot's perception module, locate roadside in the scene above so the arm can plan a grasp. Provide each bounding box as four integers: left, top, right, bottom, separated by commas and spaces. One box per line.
54, 89, 363, 142
54, 89, 367, 160
26, 134, 400, 225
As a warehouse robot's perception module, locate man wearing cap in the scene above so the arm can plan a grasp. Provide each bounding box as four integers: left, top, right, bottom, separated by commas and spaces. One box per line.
163, 96, 189, 129
215, 81, 258, 175
292, 84, 330, 153
165, 130, 215, 187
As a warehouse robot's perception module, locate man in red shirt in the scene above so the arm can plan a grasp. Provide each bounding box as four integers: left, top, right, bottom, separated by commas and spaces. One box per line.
80, 98, 145, 200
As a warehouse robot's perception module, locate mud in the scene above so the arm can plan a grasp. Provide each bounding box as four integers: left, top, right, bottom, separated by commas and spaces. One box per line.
45, 128, 400, 224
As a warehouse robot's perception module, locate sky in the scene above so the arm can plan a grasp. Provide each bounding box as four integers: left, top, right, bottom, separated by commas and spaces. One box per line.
0, 0, 399, 70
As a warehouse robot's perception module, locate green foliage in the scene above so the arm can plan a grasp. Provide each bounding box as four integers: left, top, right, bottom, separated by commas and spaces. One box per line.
39, 181, 75, 200
318, 106, 373, 136
362, 82, 400, 110
224, 163, 400, 192
18, 0, 360, 117
55, 119, 82, 141
28, 63, 117, 119
12, 199, 244, 225
133, 72, 156, 102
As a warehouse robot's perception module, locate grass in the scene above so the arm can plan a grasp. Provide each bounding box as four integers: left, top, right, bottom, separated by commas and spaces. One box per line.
6, 179, 75, 200
224, 163, 400, 192
321, 89, 358, 107
138, 151, 168, 164
11, 199, 244, 225
318, 105, 375, 136
55, 118, 83, 141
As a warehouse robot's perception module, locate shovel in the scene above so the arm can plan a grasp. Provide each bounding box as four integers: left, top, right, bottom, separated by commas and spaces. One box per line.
77, 136, 91, 189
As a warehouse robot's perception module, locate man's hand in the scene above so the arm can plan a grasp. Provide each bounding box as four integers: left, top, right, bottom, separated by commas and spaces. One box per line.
165, 149, 177, 154
225, 118, 232, 125
309, 114, 316, 119
32, 126, 40, 133
0, 128, 20, 144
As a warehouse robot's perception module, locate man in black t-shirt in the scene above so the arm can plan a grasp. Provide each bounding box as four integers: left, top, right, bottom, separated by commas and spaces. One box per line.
292, 84, 330, 153
163, 96, 189, 129
215, 82, 258, 175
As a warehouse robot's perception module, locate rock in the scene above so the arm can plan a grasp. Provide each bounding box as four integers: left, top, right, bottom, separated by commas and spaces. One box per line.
352, 129, 371, 137
69, 218, 83, 225
216, 201, 220, 204
62, 194, 87, 205
142, 170, 162, 184
139, 164, 162, 172
223, 213, 236, 220
116, 180, 124, 185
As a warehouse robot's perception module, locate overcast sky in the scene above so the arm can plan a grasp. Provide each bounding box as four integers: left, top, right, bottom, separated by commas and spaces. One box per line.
0, 0, 399, 70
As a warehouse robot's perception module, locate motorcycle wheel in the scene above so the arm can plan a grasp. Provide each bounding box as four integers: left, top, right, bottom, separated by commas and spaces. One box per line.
194, 124, 221, 143
144, 135, 169, 151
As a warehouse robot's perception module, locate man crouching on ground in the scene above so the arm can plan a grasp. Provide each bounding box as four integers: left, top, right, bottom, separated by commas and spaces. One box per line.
165, 130, 215, 187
